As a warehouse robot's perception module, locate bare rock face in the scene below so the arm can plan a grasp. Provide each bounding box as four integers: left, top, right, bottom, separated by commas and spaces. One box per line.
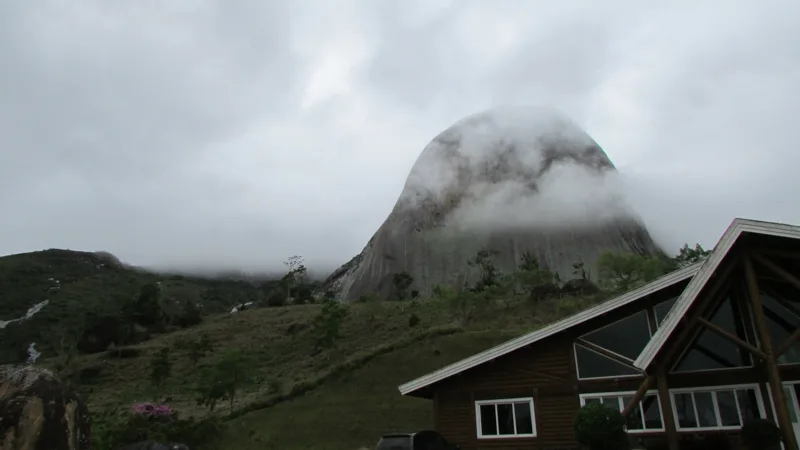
325, 106, 664, 301
0, 365, 91, 450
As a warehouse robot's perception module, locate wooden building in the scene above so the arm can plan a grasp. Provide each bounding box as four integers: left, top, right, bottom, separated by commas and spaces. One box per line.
398, 218, 800, 450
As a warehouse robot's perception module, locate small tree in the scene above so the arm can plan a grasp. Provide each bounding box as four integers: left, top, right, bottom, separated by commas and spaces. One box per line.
435, 285, 481, 325
574, 403, 630, 450
128, 282, 163, 326
196, 350, 253, 415
515, 252, 561, 302
180, 333, 214, 366
392, 271, 414, 300
468, 249, 501, 292
313, 299, 349, 351
149, 347, 172, 391
596, 251, 664, 293
673, 243, 712, 268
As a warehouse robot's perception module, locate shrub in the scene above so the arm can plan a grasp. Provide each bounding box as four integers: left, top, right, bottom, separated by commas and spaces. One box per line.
93, 402, 221, 450
408, 313, 420, 327
741, 418, 781, 450
573, 403, 630, 450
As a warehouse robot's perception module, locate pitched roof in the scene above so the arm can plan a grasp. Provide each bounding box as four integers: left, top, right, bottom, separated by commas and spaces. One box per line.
634, 218, 800, 370
398, 262, 702, 396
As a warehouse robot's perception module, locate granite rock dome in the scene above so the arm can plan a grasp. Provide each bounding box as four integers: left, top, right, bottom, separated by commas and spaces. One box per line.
325, 106, 664, 301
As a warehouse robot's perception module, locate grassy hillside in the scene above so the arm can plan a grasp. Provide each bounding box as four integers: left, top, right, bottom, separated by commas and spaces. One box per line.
0, 249, 278, 363
3, 245, 700, 449
53, 292, 603, 450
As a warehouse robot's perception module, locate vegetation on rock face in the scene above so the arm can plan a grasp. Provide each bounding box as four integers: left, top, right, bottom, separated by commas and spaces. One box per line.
1, 241, 712, 449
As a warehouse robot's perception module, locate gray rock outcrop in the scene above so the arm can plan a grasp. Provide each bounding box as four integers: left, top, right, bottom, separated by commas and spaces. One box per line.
325, 106, 664, 301
0, 364, 91, 450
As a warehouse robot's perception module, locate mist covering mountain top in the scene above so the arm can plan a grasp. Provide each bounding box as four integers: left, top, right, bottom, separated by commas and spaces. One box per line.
324, 106, 664, 300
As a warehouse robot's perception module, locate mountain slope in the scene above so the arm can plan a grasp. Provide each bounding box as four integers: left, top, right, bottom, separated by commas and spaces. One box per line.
0, 249, 277, 363
324, 107, 664, 301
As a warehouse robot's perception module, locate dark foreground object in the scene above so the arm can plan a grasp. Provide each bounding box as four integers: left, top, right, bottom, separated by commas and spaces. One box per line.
0, 364, 92, 450
375, 430, 459, 450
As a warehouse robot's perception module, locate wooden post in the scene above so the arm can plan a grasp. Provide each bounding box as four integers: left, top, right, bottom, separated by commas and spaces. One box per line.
744, 256, 799, 450
656, 368, 679, 450
622, 375, 654, 417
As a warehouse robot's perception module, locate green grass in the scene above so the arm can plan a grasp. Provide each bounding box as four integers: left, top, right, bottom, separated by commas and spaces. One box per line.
0, 249, 272, 363
51, 291, 607, 450
220, 330, 519, 450
4, 249, 615, 450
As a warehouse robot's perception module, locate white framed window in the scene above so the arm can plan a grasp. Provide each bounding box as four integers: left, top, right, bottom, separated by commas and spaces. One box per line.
670, 384, 766, 431
475, 398, 536, 439
579, 391, 665, 433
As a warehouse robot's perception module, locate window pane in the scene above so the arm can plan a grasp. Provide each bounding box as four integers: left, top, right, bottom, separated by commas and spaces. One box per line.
479, 404, 497, 435
621, 395, 644, 430
784, 387, 798, 423
514, 403, 533, 434
673, 393, 698, 428
763, 293, 800, 365
736, 389, 762, 422
716, 390, 740, 427
583, 311, 651, 360
497, 403, 515, 435
601, 396, 621, 409
585, 397, 601, 405
694, 392, 717, 427
674, 297, 751, 372
654, 296, 679, 327
575, 345, 642, 379
642, 395, 663, 429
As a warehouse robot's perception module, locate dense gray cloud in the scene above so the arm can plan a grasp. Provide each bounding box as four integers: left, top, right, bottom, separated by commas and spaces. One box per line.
0, 0, 798, 273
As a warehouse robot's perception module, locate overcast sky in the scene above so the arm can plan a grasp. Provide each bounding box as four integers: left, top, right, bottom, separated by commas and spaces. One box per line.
1, 0, 798, 273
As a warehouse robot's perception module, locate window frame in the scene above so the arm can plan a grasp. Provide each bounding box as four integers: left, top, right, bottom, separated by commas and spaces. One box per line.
670, 294, 757, 374
474, 397, 537, 439
669, 384, 767, 431
579, 390, 665, 434
574, 310, 652, 381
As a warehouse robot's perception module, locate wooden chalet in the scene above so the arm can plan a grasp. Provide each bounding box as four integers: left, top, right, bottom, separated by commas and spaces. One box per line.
398, 218, 800, 450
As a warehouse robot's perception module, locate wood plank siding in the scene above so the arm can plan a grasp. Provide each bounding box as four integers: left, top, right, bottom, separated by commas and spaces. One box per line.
428, 282, 686, 450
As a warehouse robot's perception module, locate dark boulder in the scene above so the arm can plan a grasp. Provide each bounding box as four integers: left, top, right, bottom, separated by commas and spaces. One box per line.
0, 364, 91, 450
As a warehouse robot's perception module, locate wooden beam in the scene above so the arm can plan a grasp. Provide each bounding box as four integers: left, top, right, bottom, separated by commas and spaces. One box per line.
656, 260, 738, 371
756, 248, 800, 261
656, 369, 679, 450
575, 339, 637, 368
753, 253, 800, 291
695, 316, 767, 360
622, 375, 654, 418
744, 255, 799, 450
776, 328, 800, 358
768, 292, 800, 320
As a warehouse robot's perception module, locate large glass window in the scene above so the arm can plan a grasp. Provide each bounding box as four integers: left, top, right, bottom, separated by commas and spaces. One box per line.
670, 385, 764, 430
575, 310, 650, 379
762, 293, 800, 365
582, 311, 652, 360
673, 296, 753, 372
475, 398, 536, 438
580, 392, 664, 433
654, 296, 679, 328
574, 345, 642, 379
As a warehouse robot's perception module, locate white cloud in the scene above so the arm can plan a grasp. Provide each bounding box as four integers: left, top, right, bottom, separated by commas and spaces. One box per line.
0, 0, 798, 274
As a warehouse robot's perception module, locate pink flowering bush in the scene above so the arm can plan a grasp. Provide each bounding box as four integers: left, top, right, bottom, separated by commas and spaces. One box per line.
93, 402, 220, 450
131, 402, 174, 418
